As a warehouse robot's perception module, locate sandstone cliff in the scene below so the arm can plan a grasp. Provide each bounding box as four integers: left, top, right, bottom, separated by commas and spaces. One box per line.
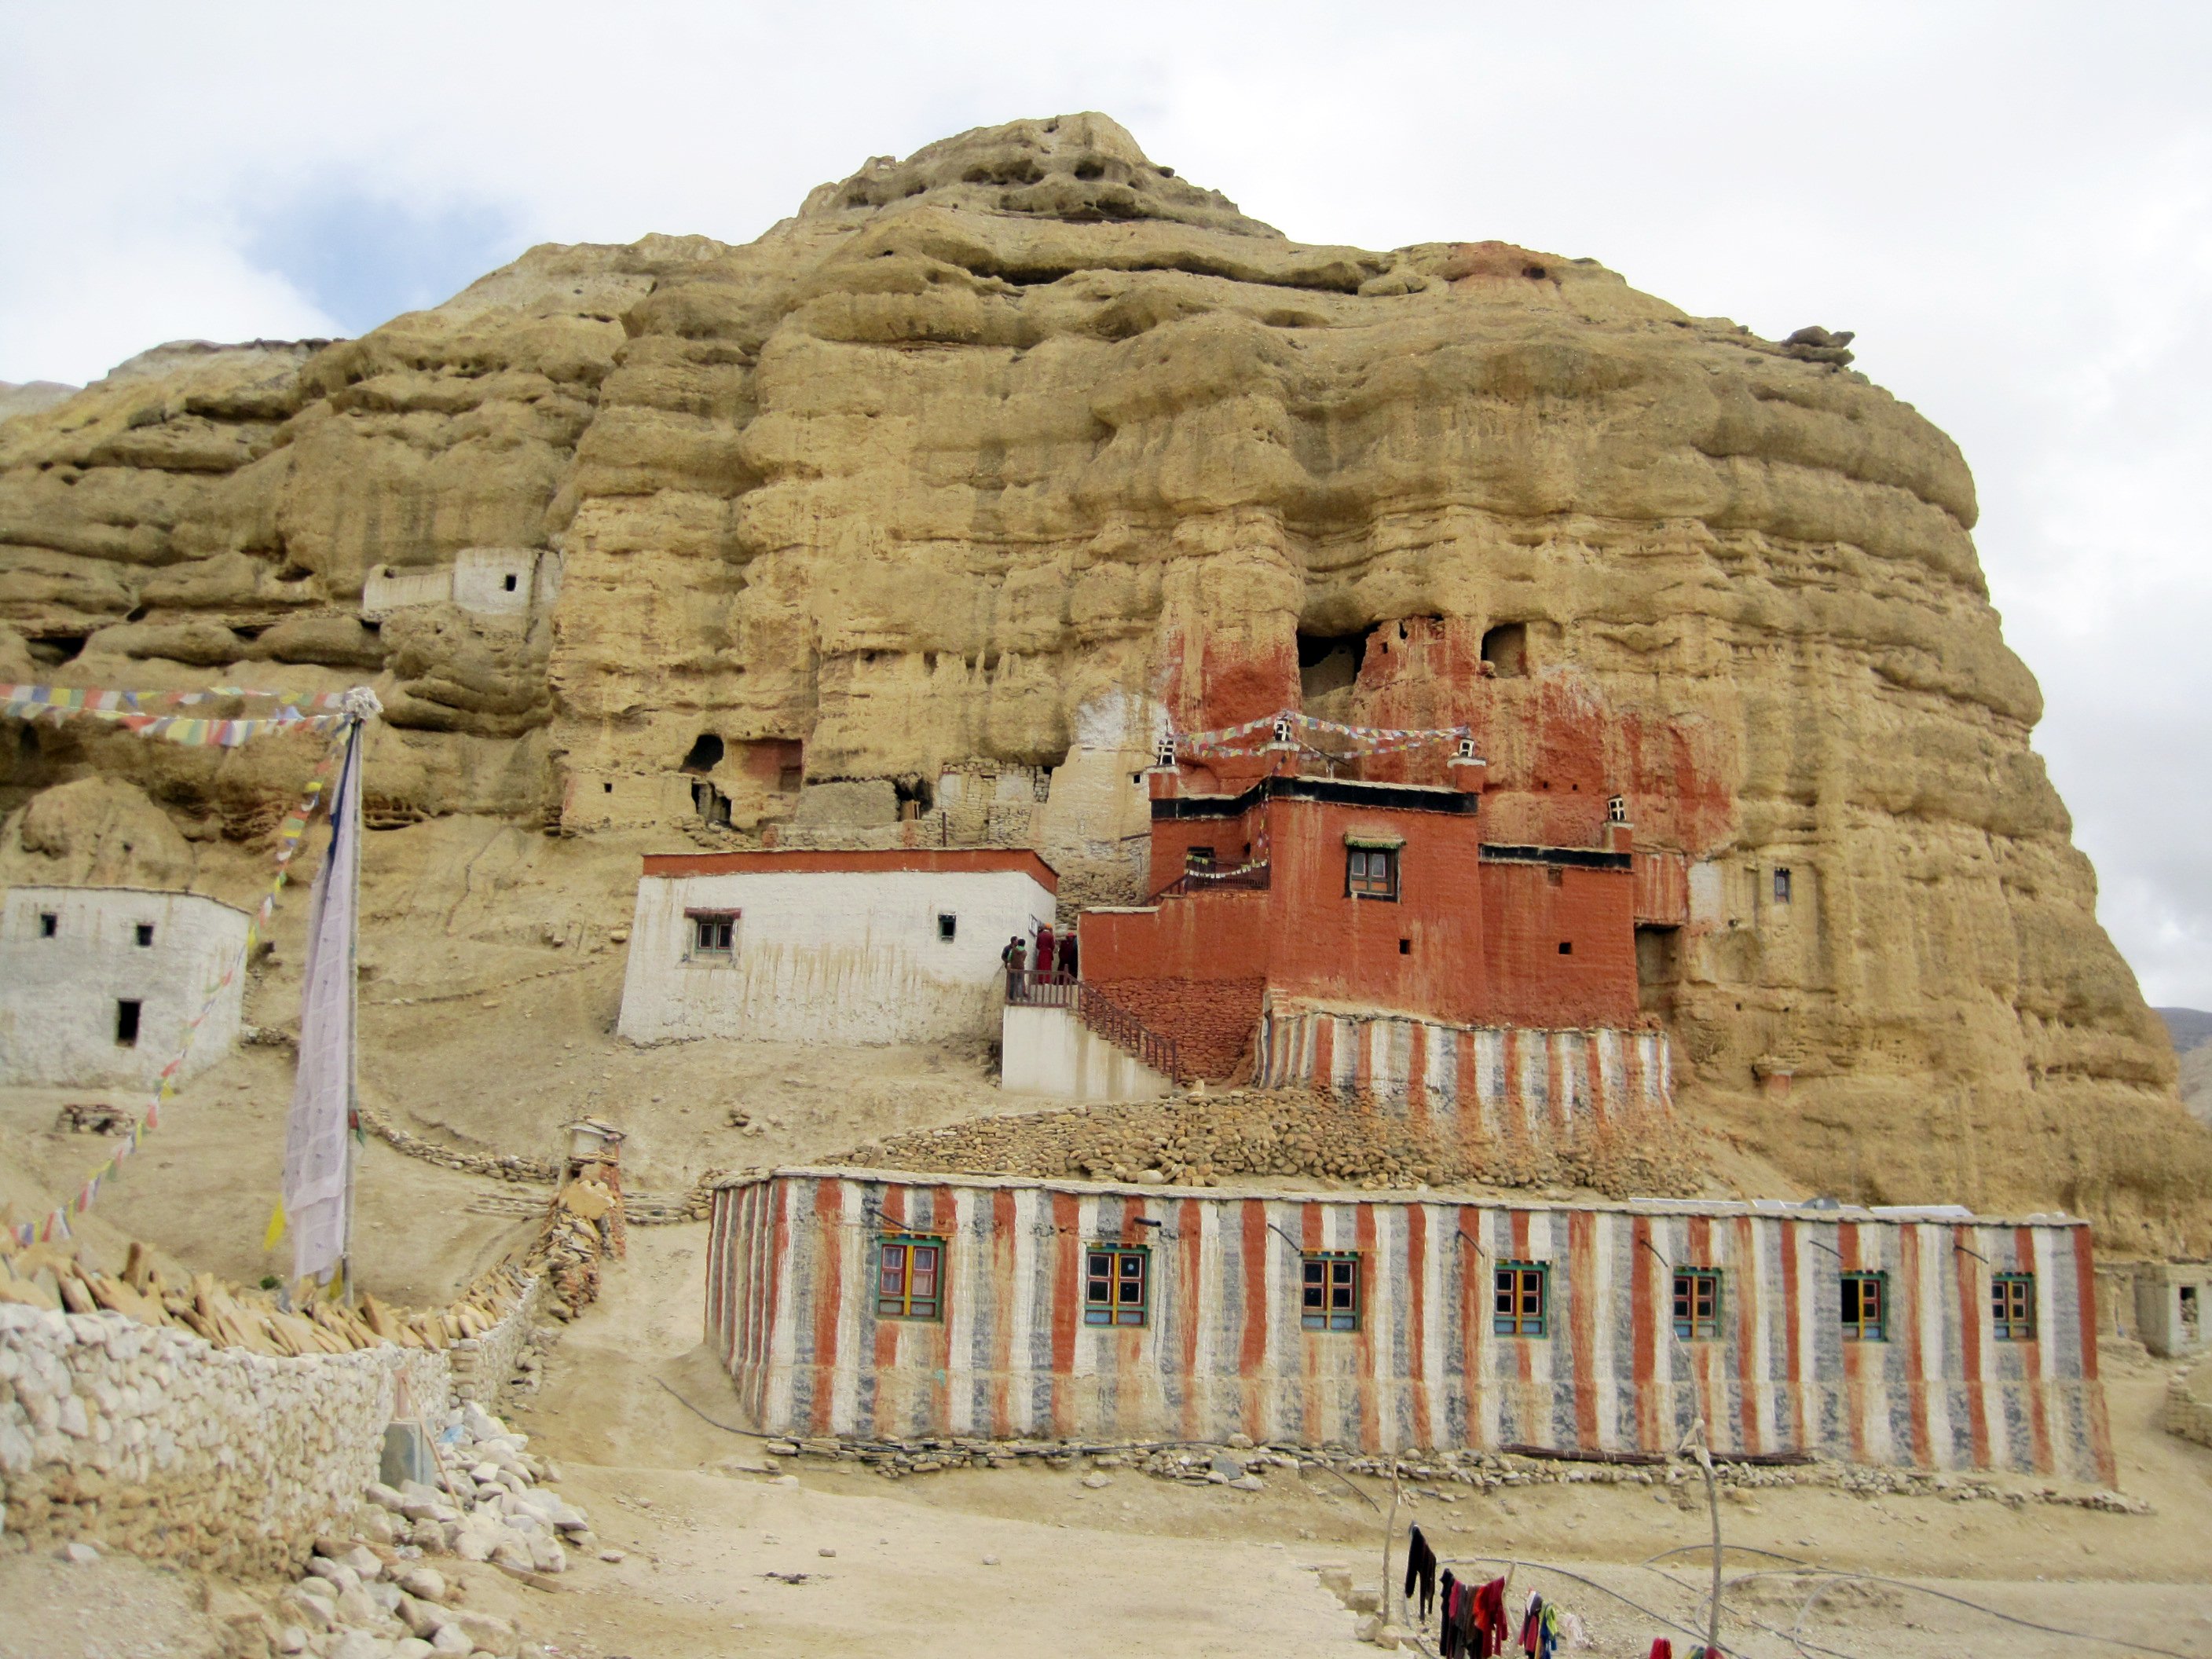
3, 112, 2206, 1250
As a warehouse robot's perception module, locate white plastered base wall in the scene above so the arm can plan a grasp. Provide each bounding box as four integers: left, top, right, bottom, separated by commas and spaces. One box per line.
1000, 1004, 1170, 1102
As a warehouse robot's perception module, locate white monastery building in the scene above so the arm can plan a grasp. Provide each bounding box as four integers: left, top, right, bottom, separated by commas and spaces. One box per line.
616, 849, 1057, 1046
0, 886, 251, 1088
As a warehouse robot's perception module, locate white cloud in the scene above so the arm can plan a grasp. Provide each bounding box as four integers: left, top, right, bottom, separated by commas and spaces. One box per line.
5, 1, 2212, 1002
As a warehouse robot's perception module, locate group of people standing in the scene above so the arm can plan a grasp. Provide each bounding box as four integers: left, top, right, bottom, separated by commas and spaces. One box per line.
1001, 922, 1076, 994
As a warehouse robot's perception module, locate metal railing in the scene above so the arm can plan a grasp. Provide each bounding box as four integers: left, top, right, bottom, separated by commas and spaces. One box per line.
1005, 971, 1184, 1083
1159, 860, 1271, 897
1005, 969, 1077, 1007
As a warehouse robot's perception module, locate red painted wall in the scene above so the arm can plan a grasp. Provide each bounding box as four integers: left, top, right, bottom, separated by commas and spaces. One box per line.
1475, 861, 1639, 1027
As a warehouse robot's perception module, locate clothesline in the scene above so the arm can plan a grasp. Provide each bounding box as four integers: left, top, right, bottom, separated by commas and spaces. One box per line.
1170, 708, 1475, 760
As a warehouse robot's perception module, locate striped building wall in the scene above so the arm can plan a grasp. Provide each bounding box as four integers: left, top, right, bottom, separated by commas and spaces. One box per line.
1254, 1004, 1673, 1130
706, 1170, 2112, 1485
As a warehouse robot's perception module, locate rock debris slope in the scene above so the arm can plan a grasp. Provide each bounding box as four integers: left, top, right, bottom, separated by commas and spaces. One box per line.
2, 112, 2207, 1249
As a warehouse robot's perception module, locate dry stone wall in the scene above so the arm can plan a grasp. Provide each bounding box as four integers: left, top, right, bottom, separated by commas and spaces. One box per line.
0, 1303, 449, 1575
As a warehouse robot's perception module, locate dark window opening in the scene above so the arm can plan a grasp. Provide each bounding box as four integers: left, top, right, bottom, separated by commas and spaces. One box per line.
679, 733, 725, 774
115, 1000, 141, 1047
690, 779, 731, 827
1774, 866, 1793, 903
1347, 846, 1399, 899
39, 912, 58, 938
1558, 940, 1573, 955
1992, 1273, 2036, 1341
1398, 938, 1412, 955
603, 781, 614, 793
134, 923, 154, 947
688, 910, 737, 956
937, 913, 958, 942
1494, 1262, 1547, 1338
1673, 1268, 1722, 1339
1296, 627, 1372, 712
1481, 623, 1528, 678
1841, 1272, 1888, 1342
895, 777, 934, 820
876, 1236, 944, 1320
1545, 865, 1564, 887
1185, 846, 1216, 870
503, 573, 518, 591
778, 766, 804, 793
1301, 1253, 1361, 1332
1084, 1247, 1149, 1327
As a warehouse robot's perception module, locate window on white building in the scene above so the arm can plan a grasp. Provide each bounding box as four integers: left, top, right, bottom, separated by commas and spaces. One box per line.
115, 1001, 141, 1047
687, 910, 737, 958
135, 923, 155, 947
39, 912, 57, 937
937, 913, 958, 942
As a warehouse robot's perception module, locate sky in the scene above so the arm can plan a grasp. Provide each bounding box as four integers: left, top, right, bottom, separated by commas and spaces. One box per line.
4, 2, 2210, 1003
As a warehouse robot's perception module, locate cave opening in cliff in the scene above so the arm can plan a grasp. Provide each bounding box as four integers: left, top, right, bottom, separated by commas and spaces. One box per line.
679, 733, 726, 775
895, 777, 935, 821
1297, 626, 1374, 718
1635, 924, 1682, 1016
1481, 624, 1528, 678
29, 632, 86, 667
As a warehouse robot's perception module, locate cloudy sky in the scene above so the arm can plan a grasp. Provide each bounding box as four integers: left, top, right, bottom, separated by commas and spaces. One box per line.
5, 2, 2209, 1004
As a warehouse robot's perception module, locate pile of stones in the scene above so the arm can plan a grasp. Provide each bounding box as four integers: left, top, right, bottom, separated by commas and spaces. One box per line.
841, 1088, 1701, 1197
273, 1402, 591, 1658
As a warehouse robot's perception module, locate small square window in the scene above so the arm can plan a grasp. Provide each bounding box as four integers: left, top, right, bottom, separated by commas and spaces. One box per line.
687, 910, 737, 957
1301, 1253, 1361, 1332
1673, 1268, 1722, 1339
1347, 846, 1398, 899
1557, 940, 1573, 955
1185, 846, 1216, 870
875, 1236, 945, 1320
39, 912, 58, 938
937, 912, 957, 942
503, 573, 518, 591
1841, 1271, 1887, 1342
135, 923, 155, 947
1398, 938, 1412, 955
1992, 1273, 2036, 1341
1084, 1246, 1149, 1327
1774, 867, 1793, 903
1494, 1262, 1548, 1338
115, 1000, 141, 1047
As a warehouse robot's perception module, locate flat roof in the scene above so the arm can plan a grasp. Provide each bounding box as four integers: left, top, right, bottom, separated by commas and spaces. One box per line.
640, 848, 1058, 892
711, 1165, 2087, 1229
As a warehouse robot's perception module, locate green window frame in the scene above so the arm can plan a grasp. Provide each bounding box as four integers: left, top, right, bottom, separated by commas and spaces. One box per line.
1085, 1245, 1149, 1328
875, 1235, 945, 1321
1992, 1273, 2037, 1342
1672, 1267, 1722, 1339
1840, 1271, 1888, 1342
1493, 1261, 1548, 1338
1301, 1252, 1361, 1332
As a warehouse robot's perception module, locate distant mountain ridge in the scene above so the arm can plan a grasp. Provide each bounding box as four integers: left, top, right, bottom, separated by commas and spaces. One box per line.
2157, 1009, 2212, 1130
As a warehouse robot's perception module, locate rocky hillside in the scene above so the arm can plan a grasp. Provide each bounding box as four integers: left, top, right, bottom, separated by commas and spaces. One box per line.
3, 112, 2208, 1251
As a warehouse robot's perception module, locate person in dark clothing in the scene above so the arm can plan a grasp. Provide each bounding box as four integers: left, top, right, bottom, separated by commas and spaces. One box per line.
1057, 929, 1078, 978
1001, 935, 1027, 998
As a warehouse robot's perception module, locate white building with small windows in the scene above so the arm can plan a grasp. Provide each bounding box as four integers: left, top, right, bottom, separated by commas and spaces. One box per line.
614, 849, 1058, 1046
0, 886, 251, 1088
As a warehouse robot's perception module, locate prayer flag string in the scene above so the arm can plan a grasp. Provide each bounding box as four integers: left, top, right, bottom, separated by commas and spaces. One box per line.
1170, 708, 1476, 761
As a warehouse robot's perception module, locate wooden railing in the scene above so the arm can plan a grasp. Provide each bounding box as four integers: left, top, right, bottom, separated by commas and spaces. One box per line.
1005, 971, 1184, 1083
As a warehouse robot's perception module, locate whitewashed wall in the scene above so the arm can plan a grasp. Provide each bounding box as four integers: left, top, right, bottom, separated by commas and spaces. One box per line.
1001, 1004, 1169, 1101
617, 869, 1056, 1045
361, 548, 561, 621
0, 887, 249, 1087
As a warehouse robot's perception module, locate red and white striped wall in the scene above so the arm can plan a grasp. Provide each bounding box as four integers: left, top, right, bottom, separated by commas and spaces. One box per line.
1254, 1004, 1672, 1129
706, 1170, 2112, 1485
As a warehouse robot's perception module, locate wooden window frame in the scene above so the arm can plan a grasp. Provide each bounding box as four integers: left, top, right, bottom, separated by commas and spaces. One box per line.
1493, 1260, 1549, 1339
1301, 1251, 1361, 1332
1084, 1244, 1150, 1328
1672, 1267, 1723, 1340
1991, 1272, 2037, 1342
1840, 1270, 1888, 1342
686, 907, 738, 959
875, 1234, 946, 1322
1346, 845, 1400, 900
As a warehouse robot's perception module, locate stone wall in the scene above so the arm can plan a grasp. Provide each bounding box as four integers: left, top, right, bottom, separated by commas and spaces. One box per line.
442, 1273, 547, 1405
0, 1304, 449, 1576
2162, 1363, 2212, 1451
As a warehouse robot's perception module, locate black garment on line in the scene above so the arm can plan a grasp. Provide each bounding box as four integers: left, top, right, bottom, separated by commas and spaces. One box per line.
1403, 1525, 1437, 1621
1438, 1570, 1459, 1658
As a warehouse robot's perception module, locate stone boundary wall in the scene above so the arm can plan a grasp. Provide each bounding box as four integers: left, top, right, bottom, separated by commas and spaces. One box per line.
443, 1274, 547, 1404
2163, 1366, 2212, 1450
0, 1304, 449, 1576
357, 1101, 558, 1184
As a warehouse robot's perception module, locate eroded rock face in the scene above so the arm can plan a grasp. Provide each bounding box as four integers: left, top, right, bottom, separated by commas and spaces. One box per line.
2, 112, 2206, 1246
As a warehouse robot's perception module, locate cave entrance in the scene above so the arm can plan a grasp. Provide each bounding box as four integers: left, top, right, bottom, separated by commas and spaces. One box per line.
1635, 924, 1681, 1017
1298, 627, 1372, 720
1481, 623, 1528, 678
679, 733, 726, 775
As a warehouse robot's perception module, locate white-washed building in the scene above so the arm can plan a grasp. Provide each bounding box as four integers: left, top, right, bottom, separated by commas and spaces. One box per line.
0, 886, 251, 1088
616, 849, 1057, 1046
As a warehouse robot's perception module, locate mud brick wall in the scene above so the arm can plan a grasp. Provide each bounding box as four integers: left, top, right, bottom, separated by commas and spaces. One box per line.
1093, 977, 1265, 1081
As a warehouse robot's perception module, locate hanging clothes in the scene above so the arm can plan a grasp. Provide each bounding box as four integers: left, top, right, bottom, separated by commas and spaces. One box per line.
1403, 1525, 1436, 1621
1647, 1641, 1675, 1659
1518, 1592, 1544, 1657
1472, 1576, 1507, 1659
1438, 1571, 1459, 1659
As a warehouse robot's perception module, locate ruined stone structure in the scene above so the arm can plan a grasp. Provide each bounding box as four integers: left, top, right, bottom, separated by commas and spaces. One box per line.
2, 112, 2208, 1248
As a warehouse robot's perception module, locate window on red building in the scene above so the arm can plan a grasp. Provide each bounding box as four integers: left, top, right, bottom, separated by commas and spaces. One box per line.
1346, 844, 1399, 899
